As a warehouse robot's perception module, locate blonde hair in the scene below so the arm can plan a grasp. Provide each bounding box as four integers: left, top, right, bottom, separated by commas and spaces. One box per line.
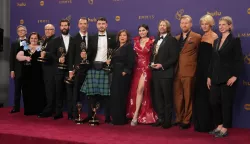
158, 19, 171, 33
200, 14, 215, 27
180, 15, 192, 23
219, 16, 233, 31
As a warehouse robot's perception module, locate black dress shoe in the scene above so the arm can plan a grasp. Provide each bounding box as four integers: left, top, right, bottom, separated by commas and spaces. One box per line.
37, 113, 52, 118
82, 117, 92, 123
215, 131, 228, 138
209, 129, 221, 135
162, 124, 172, 129
152, 119, 164, 127
105, 119, 111, 124
172, 122, 181, 126
68, 116, 73, 120
53, 114, 63, 120
10, 109, 20, 113
179, 123, 191, 129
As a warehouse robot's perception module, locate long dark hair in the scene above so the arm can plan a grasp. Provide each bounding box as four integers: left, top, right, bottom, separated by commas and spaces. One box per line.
138, 24, 150, 37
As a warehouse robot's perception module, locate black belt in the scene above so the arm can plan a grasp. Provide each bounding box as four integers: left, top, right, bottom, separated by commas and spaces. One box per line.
92, 61, 105, 70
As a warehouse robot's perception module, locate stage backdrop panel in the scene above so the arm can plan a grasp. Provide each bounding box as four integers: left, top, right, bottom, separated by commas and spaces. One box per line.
10, 0, 250, 128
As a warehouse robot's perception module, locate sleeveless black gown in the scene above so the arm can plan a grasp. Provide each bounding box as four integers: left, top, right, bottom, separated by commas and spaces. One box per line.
193, 42, 214, 132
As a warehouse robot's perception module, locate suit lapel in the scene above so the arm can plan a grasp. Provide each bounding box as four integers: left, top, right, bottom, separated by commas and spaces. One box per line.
218, 33, 232, 51
60, 36, 66, 53
181, 31, 193, 53
158, 35, 168, 51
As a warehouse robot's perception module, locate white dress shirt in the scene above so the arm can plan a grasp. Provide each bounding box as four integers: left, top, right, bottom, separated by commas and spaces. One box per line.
62, 34, 70, 52
156, 33, 167, 53
95, 32, 108, 62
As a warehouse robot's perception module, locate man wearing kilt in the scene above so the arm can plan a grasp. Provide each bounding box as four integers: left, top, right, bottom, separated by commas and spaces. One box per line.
80, 17, 116, 123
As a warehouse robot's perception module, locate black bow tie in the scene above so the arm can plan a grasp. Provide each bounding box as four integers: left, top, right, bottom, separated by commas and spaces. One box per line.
20, 39, 26, 42
99, 35, 106, 37
160, 36, 164, 39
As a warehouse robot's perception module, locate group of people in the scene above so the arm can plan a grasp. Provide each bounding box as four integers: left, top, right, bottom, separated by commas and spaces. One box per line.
9, 14, 243, 138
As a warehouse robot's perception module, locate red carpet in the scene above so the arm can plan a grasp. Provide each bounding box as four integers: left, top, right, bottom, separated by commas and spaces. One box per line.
0, 108, 249, 144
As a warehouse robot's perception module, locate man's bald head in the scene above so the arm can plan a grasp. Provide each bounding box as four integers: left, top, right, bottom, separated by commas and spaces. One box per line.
44, 24, 55, 37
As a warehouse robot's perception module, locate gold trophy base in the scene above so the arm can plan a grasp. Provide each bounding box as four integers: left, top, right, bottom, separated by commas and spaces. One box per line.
103, 67, 111, 72
89, 119, 99, 126
58, 64, 67, 70
37, 57, 47, 62
75, 118, 84, 125
64, 77, 74, 85
80, 60, 89, 65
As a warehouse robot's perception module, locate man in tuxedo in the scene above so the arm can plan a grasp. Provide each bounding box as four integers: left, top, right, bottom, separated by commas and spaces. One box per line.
9, 25, 27, 113
50, 19, 74, 120
38, 24, 56, 118
68, 17, 92, 120
81, 17, 116, 123
151, 20, 179, 129
174, 15, 201, 129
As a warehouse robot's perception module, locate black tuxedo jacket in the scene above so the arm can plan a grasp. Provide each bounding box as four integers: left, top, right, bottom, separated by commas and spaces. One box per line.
42, 35, 56, 79
151, 34, 180, 79
9, 39, 24, 78
208, 33, 243, 84
68, 33, 92, 71
50, 35, 74, 72
88, 32, 117, 63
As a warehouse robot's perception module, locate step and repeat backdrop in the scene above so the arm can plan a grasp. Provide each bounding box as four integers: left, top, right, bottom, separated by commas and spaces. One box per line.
10, 0, 250, 128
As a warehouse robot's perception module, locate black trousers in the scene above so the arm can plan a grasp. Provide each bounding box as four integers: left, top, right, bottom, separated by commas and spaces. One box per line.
152, 77, 173, 126
42, 74, 56, 114
13, 77, 23, 110
210, 83, 235, 128
55, 70, 73, 116
72, 70, 89, 118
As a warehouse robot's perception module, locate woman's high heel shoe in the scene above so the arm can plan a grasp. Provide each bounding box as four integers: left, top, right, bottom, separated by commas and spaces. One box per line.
208, 129, 220, 135
130, 119, 138, 126
215, 131, 228, 138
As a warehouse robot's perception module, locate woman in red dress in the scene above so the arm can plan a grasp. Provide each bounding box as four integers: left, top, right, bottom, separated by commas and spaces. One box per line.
127, 24, 158, 126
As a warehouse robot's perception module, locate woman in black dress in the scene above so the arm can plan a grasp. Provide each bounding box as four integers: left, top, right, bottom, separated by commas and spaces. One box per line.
109, 29, 135, 125
194, 14, 218, 132
16, 32, 46, 115
207, 16, 243, 137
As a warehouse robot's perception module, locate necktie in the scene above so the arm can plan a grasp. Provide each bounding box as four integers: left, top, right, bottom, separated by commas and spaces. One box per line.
99, 35, 105, 37
82, 36, 86, 46
160, 36, 164, 39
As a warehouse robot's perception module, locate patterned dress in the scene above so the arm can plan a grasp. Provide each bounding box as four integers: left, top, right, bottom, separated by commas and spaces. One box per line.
126, 36, 158, 124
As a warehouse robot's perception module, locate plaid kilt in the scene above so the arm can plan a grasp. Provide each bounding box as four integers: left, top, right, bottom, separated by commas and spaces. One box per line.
80, 69, 110, 96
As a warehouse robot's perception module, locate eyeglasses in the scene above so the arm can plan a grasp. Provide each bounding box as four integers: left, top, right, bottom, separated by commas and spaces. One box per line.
17, 30, 26, 32
45, 29, 54, 31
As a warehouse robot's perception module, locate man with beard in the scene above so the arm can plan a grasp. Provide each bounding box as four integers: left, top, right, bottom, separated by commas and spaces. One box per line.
80, 17, 116, 124
38, 24, 56, 118
9, 25, 27, 113
68, 17, 92, 121
174, 15, 201, 129
151, 20, 179, 129
51, 19, 74, 120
